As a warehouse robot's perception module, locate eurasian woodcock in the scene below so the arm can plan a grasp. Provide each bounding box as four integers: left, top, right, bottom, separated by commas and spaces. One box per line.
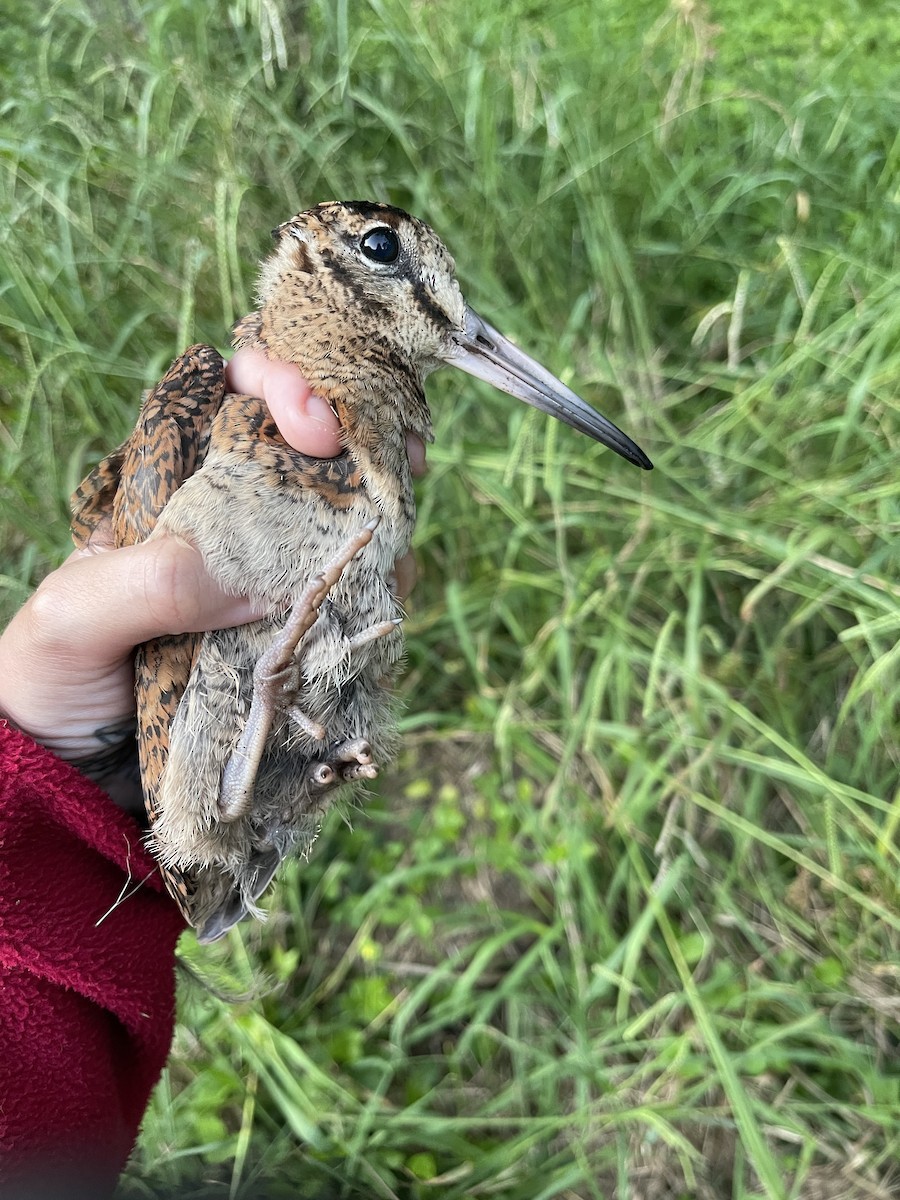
71, 201, 652, 942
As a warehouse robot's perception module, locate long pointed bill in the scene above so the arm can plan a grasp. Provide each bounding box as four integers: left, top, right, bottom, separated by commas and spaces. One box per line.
447, 307, 653, 470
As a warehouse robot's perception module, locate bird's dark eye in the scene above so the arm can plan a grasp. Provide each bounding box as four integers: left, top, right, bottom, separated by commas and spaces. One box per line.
360, 227, 400, 264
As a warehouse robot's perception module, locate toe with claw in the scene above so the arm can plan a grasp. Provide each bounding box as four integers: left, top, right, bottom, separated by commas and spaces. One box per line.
304, 737, 380, 794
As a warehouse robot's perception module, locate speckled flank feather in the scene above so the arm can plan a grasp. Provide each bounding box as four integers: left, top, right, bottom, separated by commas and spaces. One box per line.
71, 346, 227, 915
72, 200, 650, 941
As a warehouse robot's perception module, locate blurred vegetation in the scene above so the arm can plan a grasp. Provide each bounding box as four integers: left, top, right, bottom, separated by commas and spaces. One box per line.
1, 0, 898, 1196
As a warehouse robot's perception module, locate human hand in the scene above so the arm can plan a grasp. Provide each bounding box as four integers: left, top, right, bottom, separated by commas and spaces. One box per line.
0, 350, 423, 810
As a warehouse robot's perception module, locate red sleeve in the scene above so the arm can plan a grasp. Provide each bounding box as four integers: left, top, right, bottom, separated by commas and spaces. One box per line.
0, 720, 186, 1194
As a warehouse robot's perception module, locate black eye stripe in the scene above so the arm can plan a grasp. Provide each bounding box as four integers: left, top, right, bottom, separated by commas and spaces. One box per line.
360, 227, 400, 264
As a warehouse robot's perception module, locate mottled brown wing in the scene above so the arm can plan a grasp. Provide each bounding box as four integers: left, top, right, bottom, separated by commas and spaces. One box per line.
71, 443, 128, 548
72, 345, 227, 917
111, 345, 225, 544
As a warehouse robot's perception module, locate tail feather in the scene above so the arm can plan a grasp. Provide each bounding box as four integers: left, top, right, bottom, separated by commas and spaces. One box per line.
196, 848, 282, 943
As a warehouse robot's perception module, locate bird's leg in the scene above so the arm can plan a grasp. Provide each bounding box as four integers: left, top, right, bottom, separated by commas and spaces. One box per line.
218, 519, 380, 823
283, 617, 400, 739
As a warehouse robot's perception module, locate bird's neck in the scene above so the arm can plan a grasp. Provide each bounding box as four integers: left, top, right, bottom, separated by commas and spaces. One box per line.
235, 310, 431, 533
330, 380, 421, 534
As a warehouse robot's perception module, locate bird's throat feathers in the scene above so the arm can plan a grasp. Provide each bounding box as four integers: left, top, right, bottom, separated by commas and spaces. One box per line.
233, 305, 433, 468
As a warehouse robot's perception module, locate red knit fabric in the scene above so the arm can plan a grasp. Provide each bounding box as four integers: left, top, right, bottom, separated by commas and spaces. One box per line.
0, 720, 185, 1194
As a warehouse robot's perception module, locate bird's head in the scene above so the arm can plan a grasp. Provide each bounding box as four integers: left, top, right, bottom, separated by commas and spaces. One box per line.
257, 201, 652, 470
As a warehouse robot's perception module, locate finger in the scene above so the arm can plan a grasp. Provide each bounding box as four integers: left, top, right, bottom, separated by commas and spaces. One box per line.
70, 514, 115, 554
406, 433, 427, 477
0, 539, 264, 755
226, 347, 343, 457
392, 551, 417, 601
29, 538, 261, 671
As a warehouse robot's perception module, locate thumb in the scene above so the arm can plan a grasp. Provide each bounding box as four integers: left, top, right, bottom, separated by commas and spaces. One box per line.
31, 536, 261, 672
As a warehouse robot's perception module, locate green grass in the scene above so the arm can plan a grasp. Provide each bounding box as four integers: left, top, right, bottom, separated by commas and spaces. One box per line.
2, 0, 898, 1195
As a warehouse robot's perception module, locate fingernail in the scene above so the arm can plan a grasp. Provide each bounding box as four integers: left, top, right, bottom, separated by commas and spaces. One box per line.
220, 598, 267, 627
306, 393, 339, 428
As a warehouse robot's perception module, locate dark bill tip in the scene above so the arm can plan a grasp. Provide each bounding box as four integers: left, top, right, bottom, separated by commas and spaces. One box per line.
446, 308, 653, 470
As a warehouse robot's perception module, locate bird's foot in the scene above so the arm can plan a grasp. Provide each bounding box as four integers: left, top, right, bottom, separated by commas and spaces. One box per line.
218, 520, 380, 823
305, 738, 379, 793
347, 618, 402, 651
286, 706, 327, 741
280, 619, 398, 740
